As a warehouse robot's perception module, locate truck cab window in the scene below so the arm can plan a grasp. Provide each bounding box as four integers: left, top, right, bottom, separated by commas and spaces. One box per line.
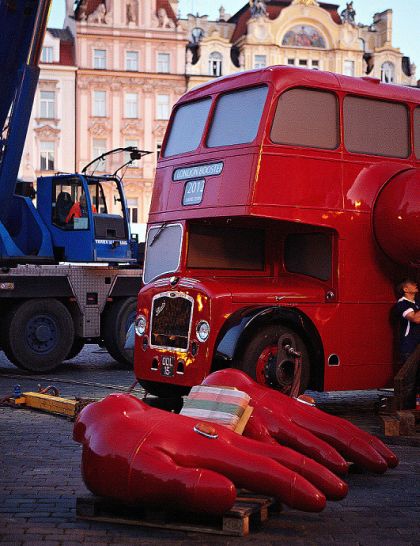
52, 179, 90, 230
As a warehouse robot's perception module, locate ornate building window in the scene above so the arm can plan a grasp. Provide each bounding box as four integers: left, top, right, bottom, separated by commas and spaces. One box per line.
40, 90, 55, 119
381, 62, 395, 83
125, 93, 138, 118
157, 53, 170, 73
127, 198, 138, 223
344, 60, 355, 76
40, 141, 55, 171
126, 51, 139, 71
282, 25, 326, 48
92, 138, 107, 171
156, 94, 170, 120
41, 46, 53, 63
254, 55, 267, 69
93, 91, 107, 117
209, 52, 223, 76
93, 49, 107, 69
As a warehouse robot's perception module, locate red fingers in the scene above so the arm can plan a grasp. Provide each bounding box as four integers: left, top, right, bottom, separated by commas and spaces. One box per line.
203, 369, 398, 473
234, 432, 348, 501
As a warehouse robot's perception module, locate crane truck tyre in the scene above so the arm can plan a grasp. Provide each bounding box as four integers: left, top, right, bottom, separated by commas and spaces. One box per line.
373, 170, 420, 267
65, 337, 85, 360
240, 325, 310, 395
102, 297, 137, 368
3, 299, 74, 372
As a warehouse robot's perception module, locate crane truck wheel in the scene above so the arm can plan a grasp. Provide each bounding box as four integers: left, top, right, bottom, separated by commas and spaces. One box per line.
239, 324, 310, 396
3, 299, 74, 372
102, 297, 137, 368
65, 337, 85, 360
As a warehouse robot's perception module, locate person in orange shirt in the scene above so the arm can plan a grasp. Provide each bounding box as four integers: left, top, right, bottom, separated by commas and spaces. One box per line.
66, 193, 97, 223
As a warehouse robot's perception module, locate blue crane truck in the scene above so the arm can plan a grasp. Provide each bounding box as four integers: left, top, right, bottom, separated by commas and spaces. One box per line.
0, 0, 145, 371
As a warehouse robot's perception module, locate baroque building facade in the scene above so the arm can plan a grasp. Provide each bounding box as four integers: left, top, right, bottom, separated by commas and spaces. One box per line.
20, 28, 76, 184
21, 0, 417, 237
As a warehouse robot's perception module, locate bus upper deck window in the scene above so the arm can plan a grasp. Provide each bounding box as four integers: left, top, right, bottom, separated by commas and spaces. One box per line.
207, 85, 268, 148
344, 96, 409, 158
164, 98, 212, 157
412, 107, 420, 158
270, 88, 339, 150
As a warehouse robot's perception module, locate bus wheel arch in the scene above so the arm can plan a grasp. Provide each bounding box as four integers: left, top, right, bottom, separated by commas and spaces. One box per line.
214, 306, 324, 393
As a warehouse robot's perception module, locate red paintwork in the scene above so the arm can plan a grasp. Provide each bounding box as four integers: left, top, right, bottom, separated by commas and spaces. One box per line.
73, 392, 352, 514
203, 369, 398, 474
136, 66, 420, 393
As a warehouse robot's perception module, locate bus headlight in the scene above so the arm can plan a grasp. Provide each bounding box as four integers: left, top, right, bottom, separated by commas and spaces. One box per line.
135, 314, 147, 336
196, 320, 210, 342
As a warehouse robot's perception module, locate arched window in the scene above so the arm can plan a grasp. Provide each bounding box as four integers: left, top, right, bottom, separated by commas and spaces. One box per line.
381, 62, 394, 83
209, 52, 223, 77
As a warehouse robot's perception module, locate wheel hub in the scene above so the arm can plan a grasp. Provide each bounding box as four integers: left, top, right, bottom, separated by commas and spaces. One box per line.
26, 315, 57, 353
255, 333, 300, 394
35, 324, 51, 343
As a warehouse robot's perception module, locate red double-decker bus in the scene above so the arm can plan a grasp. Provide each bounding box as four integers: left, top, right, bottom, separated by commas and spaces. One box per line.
134, 66, 420, 397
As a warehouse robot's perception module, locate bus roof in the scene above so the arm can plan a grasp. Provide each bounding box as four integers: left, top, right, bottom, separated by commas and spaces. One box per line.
179, 66, 420, 106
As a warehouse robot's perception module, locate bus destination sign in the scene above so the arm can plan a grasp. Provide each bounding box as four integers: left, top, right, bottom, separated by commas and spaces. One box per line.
173, 161, 223, 181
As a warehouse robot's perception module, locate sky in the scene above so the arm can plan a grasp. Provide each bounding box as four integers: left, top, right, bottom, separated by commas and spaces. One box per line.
49, 0, 420, 73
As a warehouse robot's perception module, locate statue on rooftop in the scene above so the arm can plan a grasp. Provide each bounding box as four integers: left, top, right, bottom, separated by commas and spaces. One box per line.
249, 0, 268, 18
341, 2, 356, 24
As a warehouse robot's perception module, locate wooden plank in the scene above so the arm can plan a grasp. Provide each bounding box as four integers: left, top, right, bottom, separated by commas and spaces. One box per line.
234, 405, 253, 435
396, 410, 416, 436
22, 392, 78, 417
76, 493, 276, 536
381, 415, 400, 436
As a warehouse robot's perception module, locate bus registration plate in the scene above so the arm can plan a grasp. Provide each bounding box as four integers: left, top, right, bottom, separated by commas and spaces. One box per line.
161, 356, 175, 377
183, 179, 205, 206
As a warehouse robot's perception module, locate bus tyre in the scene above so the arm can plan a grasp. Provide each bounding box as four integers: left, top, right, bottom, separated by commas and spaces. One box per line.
65, 337, 85, 360
240, 324, 310, 395
102, 297, 137, 368
3, 299, 74, 372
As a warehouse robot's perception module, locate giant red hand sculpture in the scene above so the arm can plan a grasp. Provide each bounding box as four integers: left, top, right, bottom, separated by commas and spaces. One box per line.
203, 369, 398, 475
74, 393, 349, 515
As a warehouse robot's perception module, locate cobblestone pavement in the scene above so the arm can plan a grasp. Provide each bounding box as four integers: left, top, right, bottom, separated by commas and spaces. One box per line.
0, 346, 419, 545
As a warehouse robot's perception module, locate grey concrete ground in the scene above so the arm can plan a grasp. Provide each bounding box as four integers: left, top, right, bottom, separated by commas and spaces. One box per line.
0, 346, 419, 545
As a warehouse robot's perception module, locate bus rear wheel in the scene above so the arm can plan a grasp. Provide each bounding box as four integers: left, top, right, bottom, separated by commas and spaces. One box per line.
240, 325, 309, 395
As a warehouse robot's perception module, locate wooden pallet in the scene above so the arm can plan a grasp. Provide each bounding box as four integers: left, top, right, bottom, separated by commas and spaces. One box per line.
381, 409, 420, 436
76, 492, 280, 536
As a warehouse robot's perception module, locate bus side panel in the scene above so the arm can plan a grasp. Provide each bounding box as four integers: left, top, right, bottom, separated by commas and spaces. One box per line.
256, 149, 343, 210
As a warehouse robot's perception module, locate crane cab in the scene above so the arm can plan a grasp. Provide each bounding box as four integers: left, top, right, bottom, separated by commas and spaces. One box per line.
37, 173, 135, 263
